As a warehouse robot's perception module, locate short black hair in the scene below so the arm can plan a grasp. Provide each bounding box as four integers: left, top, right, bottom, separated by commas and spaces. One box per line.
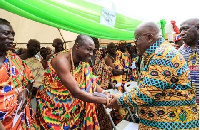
91, 36, 99, 46
0, 18, 11, 26
28, 39, 40, 45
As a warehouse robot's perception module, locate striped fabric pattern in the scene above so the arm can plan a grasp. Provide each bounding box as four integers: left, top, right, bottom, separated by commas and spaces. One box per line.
118, 39, 199, 129
179, 43, 199, 99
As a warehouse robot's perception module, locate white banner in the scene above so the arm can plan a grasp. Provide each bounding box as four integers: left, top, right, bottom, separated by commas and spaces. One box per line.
100, 7, 116, 27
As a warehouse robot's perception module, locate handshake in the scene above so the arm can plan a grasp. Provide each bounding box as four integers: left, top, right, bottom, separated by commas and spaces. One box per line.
93, 92, 122, 110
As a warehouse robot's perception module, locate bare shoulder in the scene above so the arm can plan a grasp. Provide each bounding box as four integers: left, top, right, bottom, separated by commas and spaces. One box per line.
51, 51, 71, 70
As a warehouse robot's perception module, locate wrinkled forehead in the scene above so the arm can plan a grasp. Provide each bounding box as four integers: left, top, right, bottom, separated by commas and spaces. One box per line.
82, 38, 94, 45
80, 40, 94, 49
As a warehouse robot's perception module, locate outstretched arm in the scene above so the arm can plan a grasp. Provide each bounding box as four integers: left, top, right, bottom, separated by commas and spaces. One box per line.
52, 54, 107, 105
110, 54, 192, 109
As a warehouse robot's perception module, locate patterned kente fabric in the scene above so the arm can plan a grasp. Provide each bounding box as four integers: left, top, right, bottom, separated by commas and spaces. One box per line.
129, 56, 139, 81
92, 50, 113, 129
106, 50, 128, 125
121, 51, 130, 81
92, 50, 113, 90
36, 50, 100, 130
118, 38, 199, 129
0, 51, 38, 130
110, 50, 125, 93
179, 43, 199, 104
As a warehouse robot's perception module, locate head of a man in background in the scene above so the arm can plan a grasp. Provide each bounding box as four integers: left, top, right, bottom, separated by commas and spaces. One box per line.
40, 47, 48, 59
180, 18, 199, 47
52, 38, 64, 53
119, 40, 127, 53
46, 46, 52, 55
107, 42, 117, 56
27, 39, 40, 57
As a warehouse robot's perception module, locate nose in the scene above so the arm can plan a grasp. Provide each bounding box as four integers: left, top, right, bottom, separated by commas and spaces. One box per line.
8, 33, 14, 41
180, 30, 186, 37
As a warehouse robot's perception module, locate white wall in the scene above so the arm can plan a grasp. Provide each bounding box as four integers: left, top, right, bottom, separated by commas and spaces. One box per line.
0, 9, 78, 49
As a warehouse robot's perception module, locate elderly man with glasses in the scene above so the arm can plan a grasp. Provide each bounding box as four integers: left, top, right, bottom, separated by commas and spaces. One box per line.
109, 22, 199, 129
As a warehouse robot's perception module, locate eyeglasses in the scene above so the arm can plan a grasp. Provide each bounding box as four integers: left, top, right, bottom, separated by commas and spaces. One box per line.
134, 33, 152, 44
134, 33, 157, 44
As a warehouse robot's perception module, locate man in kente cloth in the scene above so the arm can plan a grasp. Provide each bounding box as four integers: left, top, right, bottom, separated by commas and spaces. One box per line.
0, 18, 37, 130
36, 34, 110, 130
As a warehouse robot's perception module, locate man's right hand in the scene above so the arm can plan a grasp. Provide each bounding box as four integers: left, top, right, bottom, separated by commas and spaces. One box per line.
107, 94, 121, 110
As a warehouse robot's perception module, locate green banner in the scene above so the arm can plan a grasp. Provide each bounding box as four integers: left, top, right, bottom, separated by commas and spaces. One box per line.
0, 0, 142, 40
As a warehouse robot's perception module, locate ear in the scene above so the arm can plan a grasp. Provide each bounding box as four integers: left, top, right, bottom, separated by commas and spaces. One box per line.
196, 25, 199, 31
147, 34, 154, 43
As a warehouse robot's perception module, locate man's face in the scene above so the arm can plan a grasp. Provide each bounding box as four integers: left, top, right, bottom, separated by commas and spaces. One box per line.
180, 22, 199, 46
40, 48, 48, 58
119, 43, 126, 52
54, 41, 64, 52
107, 44, 117, 55
130, 45, 137, 54
28, 42, 40, 56
0, 24, 15, 53
134, 33, 149, 56
77, 41, 95, 62
46, 47, 52, 55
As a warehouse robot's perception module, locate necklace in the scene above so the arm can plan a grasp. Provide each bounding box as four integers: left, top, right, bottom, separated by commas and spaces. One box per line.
70, 49, 75, 77
70, 49, 85, 88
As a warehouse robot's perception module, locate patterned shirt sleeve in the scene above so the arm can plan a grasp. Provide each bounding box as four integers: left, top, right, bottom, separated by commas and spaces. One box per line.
118, 47, 192, 107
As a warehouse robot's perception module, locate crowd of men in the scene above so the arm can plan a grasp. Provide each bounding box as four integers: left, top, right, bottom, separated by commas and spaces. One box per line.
0, 17, 199, 130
